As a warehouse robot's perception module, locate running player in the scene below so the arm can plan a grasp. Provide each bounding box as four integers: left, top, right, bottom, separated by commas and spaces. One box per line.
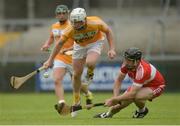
43, 7, 116, 117
41, 5, 93, 116
94, 47, 165, 118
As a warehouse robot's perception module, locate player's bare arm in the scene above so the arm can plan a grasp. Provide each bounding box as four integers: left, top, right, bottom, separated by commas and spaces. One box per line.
113, 72, 126, 96
43, 39, 66, 69
104, 28, 116, 59
105, 84, 141, 107
41, 34, 54, 51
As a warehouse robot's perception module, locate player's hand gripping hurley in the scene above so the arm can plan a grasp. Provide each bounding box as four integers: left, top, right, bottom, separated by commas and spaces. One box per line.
10, 66, 45, 89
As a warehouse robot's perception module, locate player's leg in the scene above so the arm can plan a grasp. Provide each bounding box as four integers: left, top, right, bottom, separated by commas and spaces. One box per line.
133, 100, 149, 118
66, 58, 92, 117
72, 58, 85, 105
53, 67, 66, 102
81, 65, 94, 97
79, 65, 93, 104
85, 51, 99, 82
83, 41, 104, 105
133, 85, 165, 118
85, 41, 104, 85
66, 62, 90, 100
71, 43, 86, 107
132, 87, 153, 118
71, 58, 85, 117
71, 43, 88, 117
53, 60, 67, 114
81, 84, 93, 105
81, 54, 95, 105
81, 51, 100, 105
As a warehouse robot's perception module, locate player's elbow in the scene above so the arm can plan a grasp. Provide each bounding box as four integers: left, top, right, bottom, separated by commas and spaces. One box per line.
56, 40, 65, 49
58, 41, 65, 46
105, 29, 111, 37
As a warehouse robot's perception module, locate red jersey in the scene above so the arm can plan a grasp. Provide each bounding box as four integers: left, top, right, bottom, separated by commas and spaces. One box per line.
120, 59, 165, 87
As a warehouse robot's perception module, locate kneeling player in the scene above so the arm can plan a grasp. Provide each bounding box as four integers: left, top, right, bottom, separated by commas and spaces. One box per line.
94, 47, 165, 118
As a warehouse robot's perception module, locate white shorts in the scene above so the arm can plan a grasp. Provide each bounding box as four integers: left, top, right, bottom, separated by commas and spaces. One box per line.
53, 60, 73, 76
72, 40, 104, 59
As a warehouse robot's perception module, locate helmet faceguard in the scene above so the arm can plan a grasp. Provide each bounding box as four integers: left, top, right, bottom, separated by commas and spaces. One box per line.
55, 5, 69, 14
123, 47, 142, 70
55, 5, 69, 22
124, 47, 142, 61
70, 8, 87, 30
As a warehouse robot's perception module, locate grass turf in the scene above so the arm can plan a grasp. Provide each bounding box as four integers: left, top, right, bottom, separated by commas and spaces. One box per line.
0, 92, 180, 125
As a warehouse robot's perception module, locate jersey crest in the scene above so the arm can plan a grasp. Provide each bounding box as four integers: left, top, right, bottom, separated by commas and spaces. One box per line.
74, 30, 98, 43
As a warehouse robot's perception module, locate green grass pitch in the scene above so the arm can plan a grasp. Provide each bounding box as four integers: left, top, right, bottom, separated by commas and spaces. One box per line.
0, 92, 180, 125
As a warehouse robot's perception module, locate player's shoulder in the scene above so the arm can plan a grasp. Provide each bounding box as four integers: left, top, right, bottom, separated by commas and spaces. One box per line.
87, 16, 104, 24
137, 60, 150, 71
140, 59, 151, 69
136, 60, 151, 80
51, 22, 60, 28
64, 24, 73, 31
52, 21, 60, 26
62, 24, 74, 35
52, 21, 71, 27
87, 16, 102, 20
120, 63, 128, 74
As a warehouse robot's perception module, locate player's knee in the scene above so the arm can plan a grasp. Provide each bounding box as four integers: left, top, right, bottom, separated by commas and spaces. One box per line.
134, 95, 144, 101
134, 94, 148, 101
73, 72, 82, 80
86, 62, 95, 69
135, 91, 153, 101
73, 69, 83, 76
134, 98, 142, 102
54, 78, 63, 85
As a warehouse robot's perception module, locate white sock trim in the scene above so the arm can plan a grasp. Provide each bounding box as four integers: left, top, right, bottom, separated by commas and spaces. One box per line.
58, 100, 65, 104
106, 111, 111, 115
138, 107, 146, 112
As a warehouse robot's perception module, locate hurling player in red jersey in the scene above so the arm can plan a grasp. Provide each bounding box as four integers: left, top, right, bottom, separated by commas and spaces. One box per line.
94, 47, 165, 118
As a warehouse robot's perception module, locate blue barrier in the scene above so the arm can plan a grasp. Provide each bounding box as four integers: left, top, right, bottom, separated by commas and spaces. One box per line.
35, 62, 132, 91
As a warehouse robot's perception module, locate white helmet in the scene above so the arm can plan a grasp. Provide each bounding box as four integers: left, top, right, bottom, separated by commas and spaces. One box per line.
70, 8, 87, 23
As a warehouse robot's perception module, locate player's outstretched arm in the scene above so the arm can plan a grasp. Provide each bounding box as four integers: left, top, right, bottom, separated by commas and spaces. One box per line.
41, 34, 54, 51
113, 72, 126, 97
43, 39, 66, 69
105, 28, 116, 59
105, 84, 141, 107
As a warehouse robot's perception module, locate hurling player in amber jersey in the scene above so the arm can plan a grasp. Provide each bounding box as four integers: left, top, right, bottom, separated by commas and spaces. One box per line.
43, 7, 116, 116
41, 5, 94, 117
94, 47, 165, 118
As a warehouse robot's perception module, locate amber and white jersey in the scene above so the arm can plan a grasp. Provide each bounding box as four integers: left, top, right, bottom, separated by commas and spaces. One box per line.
61, 16, 107, 47
50, 21, 74, 64
120, 59, 165, 88
51, 21, 71, 38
